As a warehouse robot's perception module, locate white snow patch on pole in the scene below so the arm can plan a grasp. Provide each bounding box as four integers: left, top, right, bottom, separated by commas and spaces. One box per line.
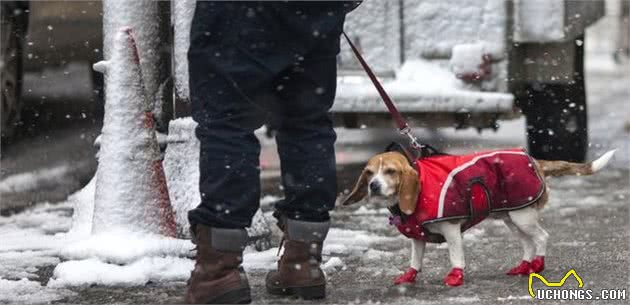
66, 176, 96, 237
173, 0, 196, 101
92, 28, 176, 237
103, 0, 161, 113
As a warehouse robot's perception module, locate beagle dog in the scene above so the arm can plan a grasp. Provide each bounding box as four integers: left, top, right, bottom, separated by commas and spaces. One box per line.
342, 149, 616, 287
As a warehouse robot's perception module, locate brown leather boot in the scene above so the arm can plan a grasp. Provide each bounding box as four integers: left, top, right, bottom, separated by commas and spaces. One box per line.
184, 225, 251, 304
266, 218, 330, 299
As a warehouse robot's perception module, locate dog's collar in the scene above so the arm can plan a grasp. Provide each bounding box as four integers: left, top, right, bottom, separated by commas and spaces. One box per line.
388, 204, 408, 225
384, 141, 446, 164
384, 142, 415, 165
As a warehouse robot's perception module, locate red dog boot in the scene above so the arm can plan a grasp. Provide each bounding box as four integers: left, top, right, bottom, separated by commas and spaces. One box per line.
531, 256, 545, 273
443, 268, 464, 287
506, 260, 532, 276
394, 267, 418, 285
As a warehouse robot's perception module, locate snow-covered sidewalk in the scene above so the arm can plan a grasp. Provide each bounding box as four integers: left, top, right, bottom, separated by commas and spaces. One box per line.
1, 163, 628, 304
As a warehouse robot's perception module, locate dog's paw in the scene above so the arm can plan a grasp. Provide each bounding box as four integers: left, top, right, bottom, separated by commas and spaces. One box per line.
531, 256, 545, 273
394, 267, 418, 285
443, 268, 464, 287
506, 260, 532, 276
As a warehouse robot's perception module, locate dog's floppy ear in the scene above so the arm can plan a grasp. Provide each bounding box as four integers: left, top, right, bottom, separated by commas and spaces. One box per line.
398, 165, 419, 215
342, 168, 369, 205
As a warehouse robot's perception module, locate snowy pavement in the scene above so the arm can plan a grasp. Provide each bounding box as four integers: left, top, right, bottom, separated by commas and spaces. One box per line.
1, 63, 629, 304
0, 167, 628, 304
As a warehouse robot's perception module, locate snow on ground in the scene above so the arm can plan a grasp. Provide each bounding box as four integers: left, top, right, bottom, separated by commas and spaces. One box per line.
57, 231, 193, 265
0, 278, 74, 304
496, 295, 531, 301
0, 164, 73, 194
47, 257, 193, 288
0, 251, 59, 280
323, 257, 346, 271
0, 181, 399, 298
0, 202, 76, 253
445, 296, 481, 303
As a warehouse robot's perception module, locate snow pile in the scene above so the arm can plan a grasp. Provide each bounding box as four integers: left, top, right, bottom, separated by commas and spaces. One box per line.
0, 164, 71, 193
0, 278, 74, 304
450, 43, 487, 77
241, 248, 279, 271
513, 0, 565, 42
163, 118, 200, 237
49, 235, 275, 287
323, 228, 397, 256
334, 59, 514, 114
66, 176, 95, 236
0, 202, 76, 252
323, 257, 345, 271
48, 257, 193, 288
58, 230, 193, 265
47, 226, 389, 287
0, 251, 59, 280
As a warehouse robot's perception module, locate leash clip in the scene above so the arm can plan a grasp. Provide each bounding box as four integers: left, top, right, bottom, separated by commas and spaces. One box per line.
399, 125, 424, 153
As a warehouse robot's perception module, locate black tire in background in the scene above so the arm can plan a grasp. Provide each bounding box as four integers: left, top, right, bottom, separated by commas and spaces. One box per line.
1, 2, 27, 142
519, 35, 588, 162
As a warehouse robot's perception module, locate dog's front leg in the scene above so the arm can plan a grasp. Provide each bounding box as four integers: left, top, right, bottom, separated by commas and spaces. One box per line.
394, 239, 425, 285
440, 222, 465, 287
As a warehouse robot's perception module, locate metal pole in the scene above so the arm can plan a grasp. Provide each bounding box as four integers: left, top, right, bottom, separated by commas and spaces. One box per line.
156, 0, 173, 131
399, 0, 405, 65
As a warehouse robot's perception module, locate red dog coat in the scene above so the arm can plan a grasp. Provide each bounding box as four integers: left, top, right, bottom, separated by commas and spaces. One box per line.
395, 148, 545, 243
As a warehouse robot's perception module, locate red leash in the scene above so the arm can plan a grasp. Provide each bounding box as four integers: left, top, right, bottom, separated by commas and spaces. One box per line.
342, 31, 424, 153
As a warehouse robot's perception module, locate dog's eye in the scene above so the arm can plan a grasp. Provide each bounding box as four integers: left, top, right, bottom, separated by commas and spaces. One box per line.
384, 168, 397, 175
364, 169, 374, 176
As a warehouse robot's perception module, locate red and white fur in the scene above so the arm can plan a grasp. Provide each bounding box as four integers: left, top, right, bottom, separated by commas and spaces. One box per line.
342, 149, 616, 287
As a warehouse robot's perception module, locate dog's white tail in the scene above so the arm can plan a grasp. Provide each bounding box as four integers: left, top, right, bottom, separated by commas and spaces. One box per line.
591, 149, 617, 172
538, 149, 616, 177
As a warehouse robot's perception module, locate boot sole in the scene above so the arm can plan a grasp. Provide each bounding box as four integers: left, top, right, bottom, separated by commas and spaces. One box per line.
207, 286, 252, 304
266, 284, 326, 300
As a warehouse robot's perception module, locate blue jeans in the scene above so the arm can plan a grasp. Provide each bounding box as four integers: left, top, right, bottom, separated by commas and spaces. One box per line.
187, 1, 347, 229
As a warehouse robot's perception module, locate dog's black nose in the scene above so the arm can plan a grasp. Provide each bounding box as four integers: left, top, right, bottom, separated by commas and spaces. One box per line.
369, 181, 381, 193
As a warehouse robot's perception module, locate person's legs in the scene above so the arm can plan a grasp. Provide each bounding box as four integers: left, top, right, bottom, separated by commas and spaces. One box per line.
265, 18, 343, 299
188, 1, 279, 230
187, 1, 348, 302
273, 54, 339, 223
185, 2, 286, 304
